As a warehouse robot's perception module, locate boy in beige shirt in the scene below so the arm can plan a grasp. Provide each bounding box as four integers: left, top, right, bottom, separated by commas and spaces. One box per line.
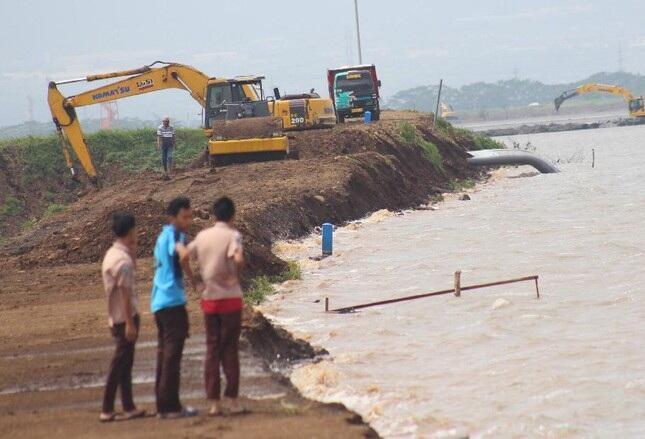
100, 213, 145, 422
178, 196, 244, 416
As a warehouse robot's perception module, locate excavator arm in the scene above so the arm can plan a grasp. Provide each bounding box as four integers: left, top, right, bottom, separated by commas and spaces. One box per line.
554, 83, 635, 111
47, 61, 210, 182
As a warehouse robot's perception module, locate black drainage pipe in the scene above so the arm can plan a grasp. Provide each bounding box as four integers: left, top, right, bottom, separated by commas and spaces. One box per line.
467, 149, 559, 174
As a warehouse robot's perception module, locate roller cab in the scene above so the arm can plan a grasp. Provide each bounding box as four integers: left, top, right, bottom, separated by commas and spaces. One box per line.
205, 77, 288, 165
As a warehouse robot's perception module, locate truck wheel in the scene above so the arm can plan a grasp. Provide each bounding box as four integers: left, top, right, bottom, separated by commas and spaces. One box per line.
337, 114, 345, 124
371, 110, 380, 121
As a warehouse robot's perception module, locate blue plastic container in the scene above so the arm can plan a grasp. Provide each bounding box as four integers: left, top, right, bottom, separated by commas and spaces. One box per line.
364, 111, 372, 124
322, 223, 333, 255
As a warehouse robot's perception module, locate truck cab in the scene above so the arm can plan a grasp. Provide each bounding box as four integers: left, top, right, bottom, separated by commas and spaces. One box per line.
328, 65, 381, 123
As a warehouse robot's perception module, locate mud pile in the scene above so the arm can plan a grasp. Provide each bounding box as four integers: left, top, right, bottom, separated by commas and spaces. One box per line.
0, 112, 480, 278
212, 116, 283, 139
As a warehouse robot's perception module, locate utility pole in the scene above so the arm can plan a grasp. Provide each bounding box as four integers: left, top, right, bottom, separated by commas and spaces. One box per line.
354, 0, 363, 64
434, 79, 443, 128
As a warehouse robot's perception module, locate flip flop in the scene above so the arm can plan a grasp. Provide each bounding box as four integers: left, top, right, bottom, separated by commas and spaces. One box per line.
99, 412, 117, 423
158, 406, 199, 419
123, 409, 146, 420
228, 406, 249, 416
208, 406, 223, 417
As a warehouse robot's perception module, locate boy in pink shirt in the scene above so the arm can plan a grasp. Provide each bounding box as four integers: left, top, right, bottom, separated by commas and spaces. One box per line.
178, 197, 244, 415
100, 213, 145, 422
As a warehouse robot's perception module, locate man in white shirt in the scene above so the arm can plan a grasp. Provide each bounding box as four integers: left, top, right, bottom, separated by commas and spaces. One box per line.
157, 116, 176, 180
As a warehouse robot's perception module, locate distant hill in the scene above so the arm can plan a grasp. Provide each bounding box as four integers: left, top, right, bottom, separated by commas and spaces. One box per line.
387, 72, 645, 112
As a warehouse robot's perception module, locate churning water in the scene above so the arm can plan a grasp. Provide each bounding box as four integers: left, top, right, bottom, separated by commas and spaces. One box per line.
259, 125, 645, 438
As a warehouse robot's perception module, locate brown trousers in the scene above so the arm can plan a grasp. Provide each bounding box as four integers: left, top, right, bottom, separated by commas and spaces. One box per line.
204, 311, 242, 400
102, 314, 140, 413
154, 305, 189, 414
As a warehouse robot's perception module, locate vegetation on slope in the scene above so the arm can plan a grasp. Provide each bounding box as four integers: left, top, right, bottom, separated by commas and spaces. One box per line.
0, 128, 206, 234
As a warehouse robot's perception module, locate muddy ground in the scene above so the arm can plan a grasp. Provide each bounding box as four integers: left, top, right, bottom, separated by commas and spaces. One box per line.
0, 111, 481, 437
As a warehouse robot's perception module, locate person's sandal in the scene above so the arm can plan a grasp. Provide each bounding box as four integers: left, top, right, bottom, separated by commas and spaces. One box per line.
99, 412, 117, 423
226, 399, 247, 416
158, 406, 199, 419
123, 409, 146, 420
208, 403, 222, 417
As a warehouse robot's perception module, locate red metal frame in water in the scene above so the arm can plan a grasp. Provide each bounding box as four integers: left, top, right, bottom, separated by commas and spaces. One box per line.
327, 274, 540, 314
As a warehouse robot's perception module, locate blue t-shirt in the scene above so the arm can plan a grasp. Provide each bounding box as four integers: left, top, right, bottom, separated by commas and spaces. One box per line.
151, 224, 187, 313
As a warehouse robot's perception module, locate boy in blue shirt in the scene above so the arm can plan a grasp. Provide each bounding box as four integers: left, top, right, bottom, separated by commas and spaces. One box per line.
151, 196, 197, 418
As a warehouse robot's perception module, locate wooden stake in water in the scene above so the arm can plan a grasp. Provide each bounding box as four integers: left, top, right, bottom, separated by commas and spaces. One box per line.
454, 270, 462, 297
592, 148, 595, 168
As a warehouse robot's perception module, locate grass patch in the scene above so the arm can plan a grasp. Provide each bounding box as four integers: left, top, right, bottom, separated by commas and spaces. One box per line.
469, 132, 504, 150
283, 261, 302, 281
0, 128, 206, 184
244, 276, 275, 306
0, 196, 24, 218
435, 118, 503, 151
90, 128, 206, 172
449, 178, 476, 191
22, 217, 37, 230
43, 203, 65, 218
243, 261, 303, 305
428, 193, 444, 204
399, 122, 444, 170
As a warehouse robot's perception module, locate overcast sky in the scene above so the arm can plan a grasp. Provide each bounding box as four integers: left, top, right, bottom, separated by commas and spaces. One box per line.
2, 0, 644, 126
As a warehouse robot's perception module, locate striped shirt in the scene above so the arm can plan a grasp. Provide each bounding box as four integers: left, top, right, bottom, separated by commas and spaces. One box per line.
157, 124, 175, 147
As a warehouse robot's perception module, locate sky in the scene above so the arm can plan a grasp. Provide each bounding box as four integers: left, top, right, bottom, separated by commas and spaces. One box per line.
1, 0, 645, 126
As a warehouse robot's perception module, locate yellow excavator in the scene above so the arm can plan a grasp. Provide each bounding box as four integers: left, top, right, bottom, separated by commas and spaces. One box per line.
48, 61, 333, 183
554, 83, 645, 118
272, 88, 336, 130
439, 102, 457, 120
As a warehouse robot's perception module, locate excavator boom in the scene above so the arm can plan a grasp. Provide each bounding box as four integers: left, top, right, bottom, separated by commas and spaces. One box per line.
554, 83, 644, 117
48, 61, 210, 181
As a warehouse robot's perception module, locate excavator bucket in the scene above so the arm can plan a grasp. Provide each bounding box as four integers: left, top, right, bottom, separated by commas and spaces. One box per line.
554, 89, 579, 111
208, 116, 288, 166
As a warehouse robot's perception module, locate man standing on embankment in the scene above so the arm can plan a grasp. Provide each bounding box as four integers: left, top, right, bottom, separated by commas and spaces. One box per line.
157, 116, 176, 180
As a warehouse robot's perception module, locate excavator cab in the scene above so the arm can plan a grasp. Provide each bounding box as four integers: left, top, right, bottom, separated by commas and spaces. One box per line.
629, 97, 644, 114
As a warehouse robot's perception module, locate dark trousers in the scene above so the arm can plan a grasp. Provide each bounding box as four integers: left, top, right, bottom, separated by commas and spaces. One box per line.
161, 144, 173, 173
204, 311, 242, 400
154, 305, 189, 414
102, 315, 140, 413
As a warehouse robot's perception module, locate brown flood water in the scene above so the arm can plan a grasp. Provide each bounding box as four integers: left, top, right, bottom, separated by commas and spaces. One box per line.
261, 125, 645, 438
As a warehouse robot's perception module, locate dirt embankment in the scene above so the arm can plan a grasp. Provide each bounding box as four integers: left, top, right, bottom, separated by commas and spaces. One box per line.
0, 112, 479, 278
0, 144, 79, 236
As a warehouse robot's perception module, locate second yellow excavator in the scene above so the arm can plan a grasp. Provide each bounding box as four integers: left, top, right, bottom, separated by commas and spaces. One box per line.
554, 83, 645, 118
